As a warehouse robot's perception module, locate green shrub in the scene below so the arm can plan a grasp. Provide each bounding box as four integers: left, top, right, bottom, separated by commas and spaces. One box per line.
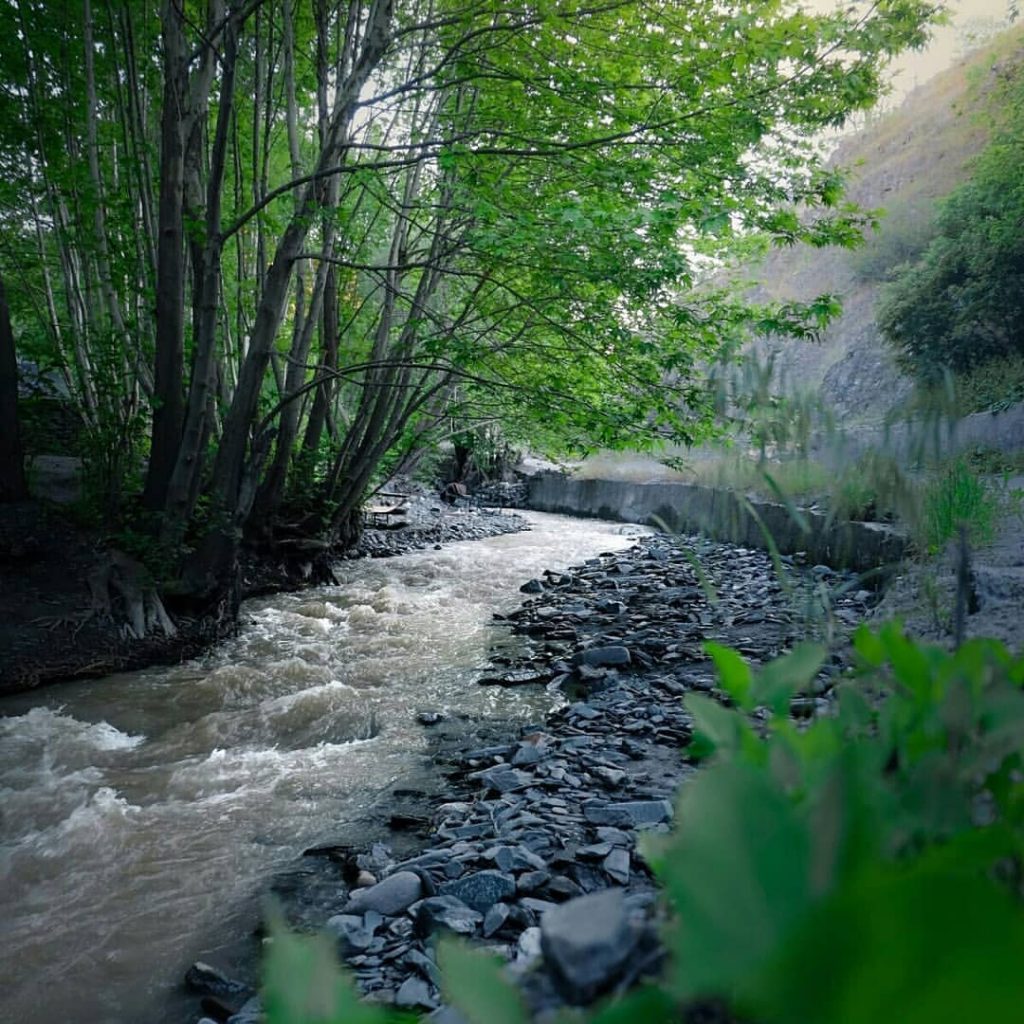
954, 352, 1024, 414
877, 67, 1024, 384
919, 457, 998, 553
262, 626, 1024, 1024
848, 198, 937, 283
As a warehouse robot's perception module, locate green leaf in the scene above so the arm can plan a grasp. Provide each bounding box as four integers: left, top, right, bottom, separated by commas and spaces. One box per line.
685, 693, 754, 761
589, 986, 677, 1022
754, 643, 827, 716
704, 642, 753, 709
437, 938, 528, 1024
750, 851, 1024, 1024
263, 922, 404, 1024
657, 760, 813, 1001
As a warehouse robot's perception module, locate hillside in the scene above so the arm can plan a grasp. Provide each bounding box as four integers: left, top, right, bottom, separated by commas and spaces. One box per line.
749, 27, 1024, 425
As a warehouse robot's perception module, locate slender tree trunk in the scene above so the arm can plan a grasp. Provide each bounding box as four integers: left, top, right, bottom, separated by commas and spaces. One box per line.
142, 0, 188, 512
300, 265, 339, 464
0, 273, 28, 502
186, 0, 394, 594
160, 18, 238, 544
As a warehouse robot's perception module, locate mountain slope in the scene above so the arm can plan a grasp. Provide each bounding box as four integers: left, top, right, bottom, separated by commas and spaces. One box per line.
749, 27, 1024, 424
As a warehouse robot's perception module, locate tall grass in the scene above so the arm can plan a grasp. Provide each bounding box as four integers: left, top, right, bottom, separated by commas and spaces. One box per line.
919, 457, 998, 554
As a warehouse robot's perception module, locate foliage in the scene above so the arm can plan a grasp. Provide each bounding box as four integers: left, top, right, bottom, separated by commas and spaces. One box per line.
848, 198, 937, 283
878, 57, 1024, 381
964, 444, 1024, 475
262, 627, 1024, 1024
0, 0, 943, 573
953, 351, 1024, 414
643, 626, 1024, 1023
919, 457, 1000, 553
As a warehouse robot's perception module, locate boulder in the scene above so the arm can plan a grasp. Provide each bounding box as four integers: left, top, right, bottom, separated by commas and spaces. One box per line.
540, 890, 640, 1002
342, 871, 422, 915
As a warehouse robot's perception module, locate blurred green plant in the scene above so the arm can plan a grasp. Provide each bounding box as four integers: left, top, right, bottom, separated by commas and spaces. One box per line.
261, 627, 1024, 1024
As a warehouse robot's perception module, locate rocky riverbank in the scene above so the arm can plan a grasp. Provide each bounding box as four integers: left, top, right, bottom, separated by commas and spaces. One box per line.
187, 532, 873, 1023
0, 496, 526, 694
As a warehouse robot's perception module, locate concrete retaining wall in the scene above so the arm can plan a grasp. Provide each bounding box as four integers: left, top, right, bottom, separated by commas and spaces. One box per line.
527, 473, 907, 573
814, 401, 1024, 468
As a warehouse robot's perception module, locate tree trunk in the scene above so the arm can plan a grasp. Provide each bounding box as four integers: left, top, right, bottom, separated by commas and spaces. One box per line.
142, 0, 188, 512
0, 273, 28, 502
188, 0, 394, 592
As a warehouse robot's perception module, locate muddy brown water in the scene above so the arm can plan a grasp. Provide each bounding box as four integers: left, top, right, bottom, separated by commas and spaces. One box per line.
0, 513, 648, 1024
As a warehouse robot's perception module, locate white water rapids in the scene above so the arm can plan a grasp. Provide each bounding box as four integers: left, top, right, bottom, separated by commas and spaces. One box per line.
0, 512, 647, 1024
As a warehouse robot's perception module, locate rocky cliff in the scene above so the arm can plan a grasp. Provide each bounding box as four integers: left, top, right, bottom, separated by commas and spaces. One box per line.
748, 28, 1024, 425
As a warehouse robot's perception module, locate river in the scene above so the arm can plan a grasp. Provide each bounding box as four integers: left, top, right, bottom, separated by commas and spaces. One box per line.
0, 512, 647, 1024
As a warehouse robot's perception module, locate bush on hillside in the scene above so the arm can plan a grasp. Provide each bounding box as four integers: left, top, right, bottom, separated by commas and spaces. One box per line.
848, 198, 937, 283
877, 67, 1024, 382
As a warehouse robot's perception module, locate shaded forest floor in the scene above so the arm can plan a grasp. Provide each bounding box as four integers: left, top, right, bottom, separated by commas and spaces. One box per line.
0, 497, 527, 695
0, 501, 234, 693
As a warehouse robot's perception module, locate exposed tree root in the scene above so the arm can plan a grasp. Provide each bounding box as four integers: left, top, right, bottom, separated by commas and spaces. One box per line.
88, 549, 177, 640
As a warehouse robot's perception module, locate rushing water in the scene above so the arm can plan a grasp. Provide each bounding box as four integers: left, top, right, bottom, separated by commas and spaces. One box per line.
0, 512, 647, 1024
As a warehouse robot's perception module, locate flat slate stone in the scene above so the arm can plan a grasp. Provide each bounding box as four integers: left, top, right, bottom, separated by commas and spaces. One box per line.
395, 976, 437, 1010
483, 901, 511, 937
470, 766, 534, 794
439, 870, 516, 913
602, 847, 630, 885
583, 799, 673, 827
414, 895, 482, 936
325, 914, 375, 953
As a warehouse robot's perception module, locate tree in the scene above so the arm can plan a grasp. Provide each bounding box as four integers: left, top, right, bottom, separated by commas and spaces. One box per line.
0, 0, 942, 602
878, 57, 1024, 382
0, 271, 28, 502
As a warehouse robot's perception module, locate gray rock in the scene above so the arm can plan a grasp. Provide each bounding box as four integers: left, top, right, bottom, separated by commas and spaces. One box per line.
583, 799, 673, 827
414, 895, 483, 936
185, 962, 253, 1002
516, 869, 550, 892
471, 765, 534, 794
325, 914, 375, 953
395, 976, 437, 1010
517, 926, 543, 961
520, 896, 558, 916
440, 869, 516, 913
575, 645, 632, 668
343, 870, 423, 915
541, 889, 640, 1001
483, 845, 514, 872
226, 997, 263, 1024
417, 711, 446, 725
482, 901, 511, 937
591, 766, 626, 787
520, 578, 545, 594
404, 947, 441, 985
511, 742, 543, 765
602, 847, 630, 885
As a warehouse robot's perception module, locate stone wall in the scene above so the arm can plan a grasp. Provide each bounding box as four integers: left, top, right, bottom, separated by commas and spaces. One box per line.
527, 473, 906, 573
